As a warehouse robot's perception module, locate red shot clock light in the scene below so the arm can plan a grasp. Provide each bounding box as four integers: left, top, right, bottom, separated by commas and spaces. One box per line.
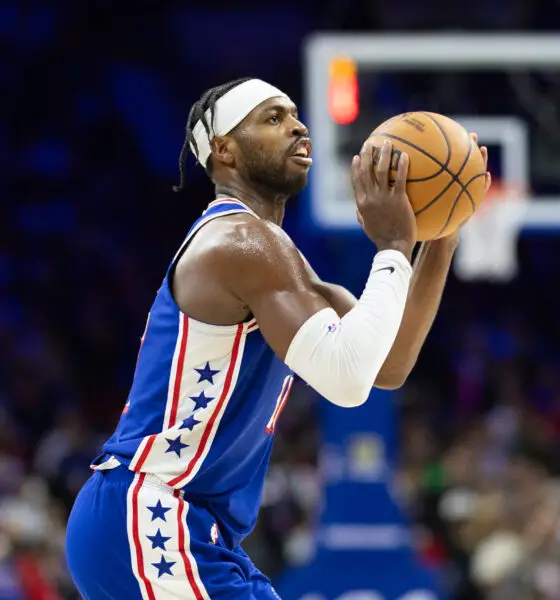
328, 57, 359, 125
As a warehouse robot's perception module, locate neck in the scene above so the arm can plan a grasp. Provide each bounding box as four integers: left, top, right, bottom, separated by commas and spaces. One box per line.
215, 182, 288, 226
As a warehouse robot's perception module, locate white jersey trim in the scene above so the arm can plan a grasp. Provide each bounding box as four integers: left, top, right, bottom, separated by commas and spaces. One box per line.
166, 321, 248, 489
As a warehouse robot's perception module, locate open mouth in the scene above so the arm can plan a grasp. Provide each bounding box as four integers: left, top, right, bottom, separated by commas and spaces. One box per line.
290, 140, 313, 166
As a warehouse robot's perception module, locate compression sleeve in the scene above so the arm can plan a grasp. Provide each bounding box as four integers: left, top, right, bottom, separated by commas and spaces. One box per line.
285, 249, 412, 407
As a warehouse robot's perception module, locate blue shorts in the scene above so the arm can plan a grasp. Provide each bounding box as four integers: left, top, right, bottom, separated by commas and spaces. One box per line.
66, 466, 279, 600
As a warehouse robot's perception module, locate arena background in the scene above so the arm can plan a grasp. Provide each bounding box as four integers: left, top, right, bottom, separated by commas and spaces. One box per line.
4, 2, 560, 599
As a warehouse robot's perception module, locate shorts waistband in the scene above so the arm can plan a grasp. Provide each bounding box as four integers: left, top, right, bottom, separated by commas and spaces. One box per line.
94, 459, 184, 499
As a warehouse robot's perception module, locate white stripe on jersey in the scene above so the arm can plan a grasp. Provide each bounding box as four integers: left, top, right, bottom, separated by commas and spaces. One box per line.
126, 472, 211, 600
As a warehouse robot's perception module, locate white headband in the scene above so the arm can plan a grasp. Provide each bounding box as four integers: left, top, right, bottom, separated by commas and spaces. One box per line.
190, 79, 289, 167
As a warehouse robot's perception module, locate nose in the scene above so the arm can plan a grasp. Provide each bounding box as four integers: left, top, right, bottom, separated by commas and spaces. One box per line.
290, 116, 308, 138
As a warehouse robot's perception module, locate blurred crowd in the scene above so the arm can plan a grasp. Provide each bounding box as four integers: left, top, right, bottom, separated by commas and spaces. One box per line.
5, 1, 560, 599
400, 357, 560, 600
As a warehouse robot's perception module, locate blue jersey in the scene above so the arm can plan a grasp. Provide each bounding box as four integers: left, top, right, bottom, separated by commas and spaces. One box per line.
95, 198, 294, 545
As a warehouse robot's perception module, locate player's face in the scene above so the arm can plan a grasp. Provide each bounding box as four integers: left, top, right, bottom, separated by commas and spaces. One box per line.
235, 97, 312, 196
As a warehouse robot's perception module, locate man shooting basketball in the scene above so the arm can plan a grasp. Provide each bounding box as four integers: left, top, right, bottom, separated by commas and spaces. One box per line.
66, 78, 491, 599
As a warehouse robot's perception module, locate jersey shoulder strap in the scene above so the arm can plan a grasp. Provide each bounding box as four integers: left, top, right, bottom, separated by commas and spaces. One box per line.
169, 197, 259, 272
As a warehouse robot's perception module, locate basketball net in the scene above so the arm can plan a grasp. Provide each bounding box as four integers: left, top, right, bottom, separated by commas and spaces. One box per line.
454, 180, 528, 282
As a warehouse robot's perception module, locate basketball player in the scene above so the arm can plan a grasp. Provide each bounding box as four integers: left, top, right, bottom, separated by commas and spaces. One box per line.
66, 78, 490, 599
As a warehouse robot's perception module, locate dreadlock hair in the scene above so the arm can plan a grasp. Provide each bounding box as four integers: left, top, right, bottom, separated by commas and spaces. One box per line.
173, 77, 253, 192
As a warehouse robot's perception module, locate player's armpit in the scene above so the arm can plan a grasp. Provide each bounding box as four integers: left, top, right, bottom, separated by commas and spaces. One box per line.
300, 258, 357, 318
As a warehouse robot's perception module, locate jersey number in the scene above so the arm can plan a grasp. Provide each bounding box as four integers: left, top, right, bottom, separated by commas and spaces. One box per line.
266, 375, 294, 434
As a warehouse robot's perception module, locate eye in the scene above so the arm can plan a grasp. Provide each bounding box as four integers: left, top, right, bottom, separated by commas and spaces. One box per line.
268, 114, 281, 125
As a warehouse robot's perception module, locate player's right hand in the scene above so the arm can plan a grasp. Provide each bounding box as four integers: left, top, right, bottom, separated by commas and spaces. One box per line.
351, 139, 416, 261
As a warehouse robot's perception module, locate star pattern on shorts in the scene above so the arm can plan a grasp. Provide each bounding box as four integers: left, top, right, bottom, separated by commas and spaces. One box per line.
180, 414, 202, 431
194, 362, 220, 384
165, 435, 189, 458
152, 555, 175, 578
147, 500, 171, 522
190, 391, 215, 411
146, 529, 171, 551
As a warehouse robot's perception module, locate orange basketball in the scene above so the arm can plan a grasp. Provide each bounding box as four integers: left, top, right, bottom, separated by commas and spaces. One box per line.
369, 112, 486, 241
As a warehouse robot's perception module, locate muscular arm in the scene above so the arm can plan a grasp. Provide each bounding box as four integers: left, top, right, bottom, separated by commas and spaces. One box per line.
307, 236, 458, 389
175, 215, 412, 407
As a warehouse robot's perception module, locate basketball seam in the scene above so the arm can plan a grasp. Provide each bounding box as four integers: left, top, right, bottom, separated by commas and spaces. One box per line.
435, 172, 487, 238
415, 130, 473, 217
371, 132, 450, 184
374, 113, 452, 183
421, 112, 476, 214
368, 131, 480, 216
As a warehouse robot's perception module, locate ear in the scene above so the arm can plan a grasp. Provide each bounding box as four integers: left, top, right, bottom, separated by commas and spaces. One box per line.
210, 136, 236, 168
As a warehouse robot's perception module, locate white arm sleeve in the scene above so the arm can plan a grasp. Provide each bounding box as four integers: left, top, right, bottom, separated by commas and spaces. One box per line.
285, 249, 412, 407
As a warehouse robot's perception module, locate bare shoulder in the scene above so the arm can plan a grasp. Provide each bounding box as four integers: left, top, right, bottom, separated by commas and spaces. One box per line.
173, 213, 308, 323
183, 214, 306, 287
203, 213, 298, 262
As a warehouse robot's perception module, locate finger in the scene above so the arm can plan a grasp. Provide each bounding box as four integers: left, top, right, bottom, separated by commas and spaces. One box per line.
376, 140, 392, 190
393, 151, 409, 194
485, 171, 492, 193
358, 140, 377, 190
350, 155, 366, 200
359, 139, 376, 165
480, 145, 488, 170
470, 132, 478, 145
355, 209, 364, 226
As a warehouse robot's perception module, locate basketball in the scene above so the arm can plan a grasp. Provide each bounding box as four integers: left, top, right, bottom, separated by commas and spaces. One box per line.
370, 112, 487, 241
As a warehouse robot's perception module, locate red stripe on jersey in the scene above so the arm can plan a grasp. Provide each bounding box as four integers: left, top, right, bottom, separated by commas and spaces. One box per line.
131, 474, 156, 600
174, 490, 206, 600
168, 315, 189, 428
132, 434, 157, 472
168, 324, 244, 488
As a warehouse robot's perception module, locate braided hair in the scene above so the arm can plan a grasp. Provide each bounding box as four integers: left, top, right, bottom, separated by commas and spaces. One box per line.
173, 77, 252, 192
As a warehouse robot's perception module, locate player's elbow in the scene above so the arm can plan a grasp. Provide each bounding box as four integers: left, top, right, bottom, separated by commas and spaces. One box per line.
374, 361, 416, 390
374, 373, 408, 390
374, 366, 409, 390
